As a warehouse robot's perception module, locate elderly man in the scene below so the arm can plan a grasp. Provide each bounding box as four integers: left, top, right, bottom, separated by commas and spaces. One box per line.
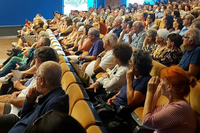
68, 27, 104, 64
9, 61, 68, 133
179, 14, 195, 36
0, 47, 59, 133
118, 19, 134, 44
84, 33, 118, 81
179, 28, 200, 80
128, 21, 146, 50
108, 16, 123, 37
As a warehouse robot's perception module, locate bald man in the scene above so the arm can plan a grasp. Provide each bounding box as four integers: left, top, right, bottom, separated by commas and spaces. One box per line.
9, 61, 69, 133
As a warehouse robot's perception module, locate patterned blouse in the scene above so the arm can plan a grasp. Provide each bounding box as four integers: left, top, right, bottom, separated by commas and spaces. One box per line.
152, 45, 168, 59
142, 43, 158, 54
159, 48, 182, 67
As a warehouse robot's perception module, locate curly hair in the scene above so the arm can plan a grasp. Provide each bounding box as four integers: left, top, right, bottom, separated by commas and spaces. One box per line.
132, 50, 152, 76
113, 44, 132, 65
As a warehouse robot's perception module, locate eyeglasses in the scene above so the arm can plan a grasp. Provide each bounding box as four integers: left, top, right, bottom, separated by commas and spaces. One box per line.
183, 36, 190, 39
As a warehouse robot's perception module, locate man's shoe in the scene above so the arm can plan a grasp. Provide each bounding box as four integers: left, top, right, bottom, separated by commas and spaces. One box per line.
12, 42, 17, 47
7, 51, 12, 56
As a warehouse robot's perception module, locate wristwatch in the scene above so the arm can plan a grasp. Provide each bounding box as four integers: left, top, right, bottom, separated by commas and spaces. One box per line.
97, 55, 102, 59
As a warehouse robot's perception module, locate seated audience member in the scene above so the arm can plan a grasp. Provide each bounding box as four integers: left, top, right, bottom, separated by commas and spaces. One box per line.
96, 50, 152, 125
171, 17, 183, 34
105, 16, 115, 32
108, 16, 123, 37
128, 21, 146, 50
172, 10, 180, 20
65, 24, 93, 55
86, 44, 132, 101
179, 28, 200, 80
0, 47, 59, 133
142, 28, 158, 54
145, 13, 158, 30
15, 19, 45, 48
84, 33, 117, 78
9, 61, 69, 133
61, 22, 84, 47
92, 15, 100, 29
28, 110, 86, 133
190, 21, 200, 30
163, 14, 174, 32
151, 29, 169, 61
57, 17, 73, 36
107, 50, 152, 110
118, 20, 134, 44
68, 27, 104, 64
143, 66, 197, 133
0, 37, 50, 78
179, 14, 195, 36
159, 33, 183, 66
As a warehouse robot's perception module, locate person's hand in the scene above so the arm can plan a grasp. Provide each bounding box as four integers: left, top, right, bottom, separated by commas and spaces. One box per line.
10, 91, 21, 100
143, 37, 148, 46
86, 82, 99, 93
147, 76, 160, 95
78, 54, 85, 60
13, 81, 23, 90
101, 72, 109, 78
6, 73, 13, 78
126, 69, 134, 82
27, 86, 40, 103
81, 33, 86, 39
122, 29, 129, 34
128, 30, 134, 37
107, 95, 117, 104
15, 64, 20, 70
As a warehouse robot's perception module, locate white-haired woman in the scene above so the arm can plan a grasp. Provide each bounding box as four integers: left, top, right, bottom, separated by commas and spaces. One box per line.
151, 29, 169, 61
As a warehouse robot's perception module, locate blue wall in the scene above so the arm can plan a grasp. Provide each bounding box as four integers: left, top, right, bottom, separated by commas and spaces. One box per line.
0, 0, 63, 26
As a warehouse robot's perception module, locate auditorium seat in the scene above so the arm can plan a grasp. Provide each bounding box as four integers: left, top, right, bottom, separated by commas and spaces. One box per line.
70, 100, 102, 130
60, 63, 70, 76
186, 82, 200, 132
61, 71, 81, 91
66, 83, 89, 115
86, 125, 108, 133
150, 60, 167, 77
59, 56, 67, 64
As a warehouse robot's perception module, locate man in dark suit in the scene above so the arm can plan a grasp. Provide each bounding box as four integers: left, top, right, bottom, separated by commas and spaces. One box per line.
9, 61, 69, 133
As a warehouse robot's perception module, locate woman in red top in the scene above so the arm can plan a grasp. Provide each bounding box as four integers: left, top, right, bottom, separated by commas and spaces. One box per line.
143, 66, 197, 133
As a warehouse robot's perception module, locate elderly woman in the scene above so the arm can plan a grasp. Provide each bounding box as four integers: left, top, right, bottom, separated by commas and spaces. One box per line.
143, 66, 197, 132
179, 28, 200, 80
142, 28, 158, 54
158, 33, 182, 66
86, 44, 132, 101
151, 29, 169, 61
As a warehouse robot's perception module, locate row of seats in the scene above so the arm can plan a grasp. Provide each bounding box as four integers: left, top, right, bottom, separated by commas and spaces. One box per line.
46, 29, 108, 133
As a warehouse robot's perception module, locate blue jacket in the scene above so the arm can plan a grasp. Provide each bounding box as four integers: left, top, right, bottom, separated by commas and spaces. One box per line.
9, 87, 69, 133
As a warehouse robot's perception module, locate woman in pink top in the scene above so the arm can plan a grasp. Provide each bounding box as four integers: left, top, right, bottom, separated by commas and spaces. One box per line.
142, 66, 197, 133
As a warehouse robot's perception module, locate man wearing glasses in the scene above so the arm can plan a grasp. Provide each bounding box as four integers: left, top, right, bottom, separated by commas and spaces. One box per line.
179, 14, 195, 36
179, 28, 200, 80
